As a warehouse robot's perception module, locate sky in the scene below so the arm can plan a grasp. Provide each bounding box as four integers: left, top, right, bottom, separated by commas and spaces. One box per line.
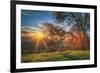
21, 10, 55, 27
21, 10, 90, 33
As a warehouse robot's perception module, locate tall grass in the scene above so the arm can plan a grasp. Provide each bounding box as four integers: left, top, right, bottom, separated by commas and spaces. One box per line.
21, 50, 90, 63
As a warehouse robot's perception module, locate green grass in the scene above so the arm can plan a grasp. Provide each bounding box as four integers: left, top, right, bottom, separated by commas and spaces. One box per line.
21, 50, 90, 63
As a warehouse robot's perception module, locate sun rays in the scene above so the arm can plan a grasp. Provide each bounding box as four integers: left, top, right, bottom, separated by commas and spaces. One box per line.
32, 31, 48, 51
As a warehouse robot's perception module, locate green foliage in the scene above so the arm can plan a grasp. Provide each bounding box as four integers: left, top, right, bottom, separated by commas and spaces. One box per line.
21, 50, 90, 63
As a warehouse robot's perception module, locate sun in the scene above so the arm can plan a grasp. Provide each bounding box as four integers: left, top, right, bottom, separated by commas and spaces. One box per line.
35, 31, 46, 40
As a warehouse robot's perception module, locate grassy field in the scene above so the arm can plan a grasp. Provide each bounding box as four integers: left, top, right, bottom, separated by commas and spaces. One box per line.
21, 50, 90, 63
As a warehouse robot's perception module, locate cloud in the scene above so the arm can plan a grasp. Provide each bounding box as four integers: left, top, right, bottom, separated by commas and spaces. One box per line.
21, 26, 41, 32
21, 11, 32, 17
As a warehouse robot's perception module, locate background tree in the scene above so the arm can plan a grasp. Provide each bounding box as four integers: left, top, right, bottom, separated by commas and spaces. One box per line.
39, 22, 73, 51
53, 12, 90, 50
